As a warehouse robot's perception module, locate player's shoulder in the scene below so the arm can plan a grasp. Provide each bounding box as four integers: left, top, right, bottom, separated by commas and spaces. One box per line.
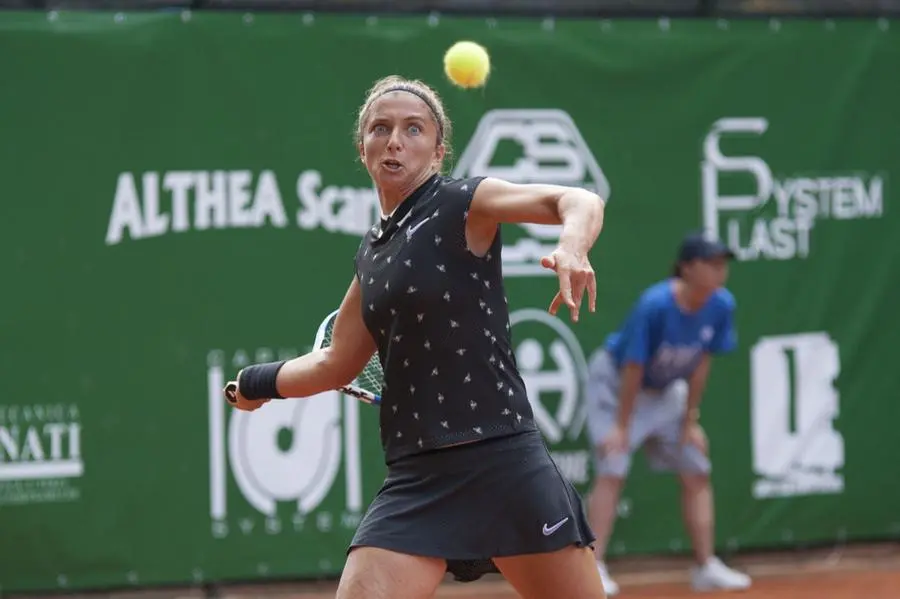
636, 279, 674, 309
707, 287, 737, 313
428, 175, 488, 214
709, 287, 737, 314
435, 174, 486, 193
624, 280, 672, 323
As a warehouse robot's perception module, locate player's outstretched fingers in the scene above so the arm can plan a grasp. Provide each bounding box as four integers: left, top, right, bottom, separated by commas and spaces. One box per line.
571, 270, 588, 317
587, 268, 597, 313
558, 269, 578, 321
548, 291, 564, 316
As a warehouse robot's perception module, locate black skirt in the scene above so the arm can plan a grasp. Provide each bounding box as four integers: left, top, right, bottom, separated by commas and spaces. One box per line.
348, 429, 596, 582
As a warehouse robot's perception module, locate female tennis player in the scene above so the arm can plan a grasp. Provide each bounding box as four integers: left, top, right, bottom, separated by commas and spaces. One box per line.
226, 75, 607, 599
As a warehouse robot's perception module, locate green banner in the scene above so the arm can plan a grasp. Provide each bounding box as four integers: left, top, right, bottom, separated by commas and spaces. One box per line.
2, 11, 898, 594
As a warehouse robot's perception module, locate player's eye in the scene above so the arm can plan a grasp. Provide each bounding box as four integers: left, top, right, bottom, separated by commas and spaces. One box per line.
373, 124, 388, 134
408, 124, 421, 135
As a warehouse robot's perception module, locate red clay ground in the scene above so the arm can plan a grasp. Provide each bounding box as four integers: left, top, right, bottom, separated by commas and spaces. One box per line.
11, 542, 900, 599
208, 542, 900, 599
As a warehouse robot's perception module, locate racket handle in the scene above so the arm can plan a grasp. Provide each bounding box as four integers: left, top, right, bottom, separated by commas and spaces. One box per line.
224, 381, 380, 407
224, 381, 239, 405
340, 385, 382, 406
223, 381, 280, 405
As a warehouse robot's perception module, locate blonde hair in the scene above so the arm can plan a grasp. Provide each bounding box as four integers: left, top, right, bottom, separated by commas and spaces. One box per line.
355, 75, 453, 170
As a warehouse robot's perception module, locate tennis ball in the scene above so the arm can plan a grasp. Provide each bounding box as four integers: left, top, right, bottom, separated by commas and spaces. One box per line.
443, 41, 491, 89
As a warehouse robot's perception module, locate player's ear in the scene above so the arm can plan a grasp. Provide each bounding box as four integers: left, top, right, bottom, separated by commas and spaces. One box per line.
433, 142, 446, 169
358, 142, 366, 165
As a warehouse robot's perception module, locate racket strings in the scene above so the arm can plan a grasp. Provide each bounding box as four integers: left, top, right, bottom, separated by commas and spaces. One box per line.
320, 315, 385, 395
356, 358, 385, 394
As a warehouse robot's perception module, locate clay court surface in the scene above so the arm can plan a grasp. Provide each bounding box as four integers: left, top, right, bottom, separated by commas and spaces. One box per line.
9, 543, 899, 599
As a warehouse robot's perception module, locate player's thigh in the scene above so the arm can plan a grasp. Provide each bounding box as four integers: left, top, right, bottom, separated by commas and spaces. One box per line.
645, 418, 712, 476
589, 406, 630, 479
494, 545, 606, 599
590, 395, 665, 479
336, 546, 447, 599
585, 377, 618, 447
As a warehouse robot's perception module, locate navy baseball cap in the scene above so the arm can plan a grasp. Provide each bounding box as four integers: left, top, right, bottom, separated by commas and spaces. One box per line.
676, 231, 735, 263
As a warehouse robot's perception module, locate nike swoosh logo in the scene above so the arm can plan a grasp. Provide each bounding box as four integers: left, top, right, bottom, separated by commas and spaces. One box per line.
542, 516, 570, 536
406, 216, 432, 239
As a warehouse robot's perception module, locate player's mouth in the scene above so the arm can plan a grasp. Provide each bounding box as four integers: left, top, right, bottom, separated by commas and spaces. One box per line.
382, 159, 402, 172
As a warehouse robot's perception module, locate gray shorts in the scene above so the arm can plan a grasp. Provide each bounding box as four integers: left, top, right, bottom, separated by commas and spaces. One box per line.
585, 350, 711, 478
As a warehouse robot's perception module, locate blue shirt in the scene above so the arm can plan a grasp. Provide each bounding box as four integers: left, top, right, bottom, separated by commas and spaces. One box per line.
605, 279, 737, 390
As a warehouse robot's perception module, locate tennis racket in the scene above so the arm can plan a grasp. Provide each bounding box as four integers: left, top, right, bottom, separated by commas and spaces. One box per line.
223, 308, 383, 406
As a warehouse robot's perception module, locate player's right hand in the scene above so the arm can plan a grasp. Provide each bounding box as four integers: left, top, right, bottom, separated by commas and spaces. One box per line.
540, 248, 596, 323
223, 378, 270, 412
601, 423, 629, 456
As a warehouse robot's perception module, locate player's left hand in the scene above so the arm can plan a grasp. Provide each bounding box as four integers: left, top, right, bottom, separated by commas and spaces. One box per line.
681, 421, 708, 454
223, 375, 270, 412
541, 247, 596, 323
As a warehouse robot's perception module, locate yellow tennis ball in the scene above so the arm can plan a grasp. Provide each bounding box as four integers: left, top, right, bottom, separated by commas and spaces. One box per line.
443, 41, 491, 89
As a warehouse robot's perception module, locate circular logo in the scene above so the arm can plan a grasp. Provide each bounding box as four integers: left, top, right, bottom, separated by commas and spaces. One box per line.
509, 308, 589, 444
227, 390, 342, 516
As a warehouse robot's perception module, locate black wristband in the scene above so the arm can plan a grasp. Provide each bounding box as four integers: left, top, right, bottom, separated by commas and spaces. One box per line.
238, 361, 287, 400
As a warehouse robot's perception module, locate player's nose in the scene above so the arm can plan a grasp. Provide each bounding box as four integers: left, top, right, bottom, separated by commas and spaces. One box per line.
386, 128, 403, 151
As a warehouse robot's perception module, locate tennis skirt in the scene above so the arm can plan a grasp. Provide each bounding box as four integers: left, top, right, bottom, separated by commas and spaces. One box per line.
348, 428, 596, 582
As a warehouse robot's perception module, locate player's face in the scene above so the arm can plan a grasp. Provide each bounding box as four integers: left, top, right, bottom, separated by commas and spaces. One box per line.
359, 92, 445, 195
687, 256, 729, 291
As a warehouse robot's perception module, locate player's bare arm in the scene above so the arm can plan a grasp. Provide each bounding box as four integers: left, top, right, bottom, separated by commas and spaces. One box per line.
685, 353, 712, 424
468, 177, 606, 321
273, 277, 377, 398
682, 353, 712, 451
615, 362, 643, 431
224, 277, 377, 410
